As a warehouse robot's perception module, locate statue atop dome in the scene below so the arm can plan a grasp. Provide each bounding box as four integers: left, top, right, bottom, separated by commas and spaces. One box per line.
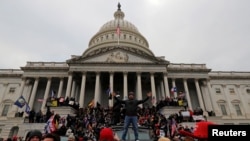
118, 2, 121, 10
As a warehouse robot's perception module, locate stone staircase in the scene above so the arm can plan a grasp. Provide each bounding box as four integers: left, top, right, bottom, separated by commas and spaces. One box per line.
0, 106, 77, 139
159, 106, 250, 126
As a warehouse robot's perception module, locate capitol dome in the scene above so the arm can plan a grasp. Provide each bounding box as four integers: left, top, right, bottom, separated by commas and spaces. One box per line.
82, 3, 155, 57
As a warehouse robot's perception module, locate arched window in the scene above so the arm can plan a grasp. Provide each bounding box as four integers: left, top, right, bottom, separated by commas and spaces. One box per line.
217, 100, 227, 116
8, 126, 19, 138
231, 100, 242, 116
1, 99, 13, 116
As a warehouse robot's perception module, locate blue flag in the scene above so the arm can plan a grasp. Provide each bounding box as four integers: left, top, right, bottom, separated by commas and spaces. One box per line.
25, 103, 30, 114
106, 87, 112, 99
14, 96, 27, 108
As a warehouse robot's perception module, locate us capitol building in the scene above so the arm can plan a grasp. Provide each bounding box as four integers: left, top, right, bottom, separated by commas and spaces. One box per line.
0, 3, 250, 139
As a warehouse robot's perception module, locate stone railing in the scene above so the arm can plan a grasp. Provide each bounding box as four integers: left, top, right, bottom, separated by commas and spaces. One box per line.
168, 63, 209, 71
25, 62, 68, 67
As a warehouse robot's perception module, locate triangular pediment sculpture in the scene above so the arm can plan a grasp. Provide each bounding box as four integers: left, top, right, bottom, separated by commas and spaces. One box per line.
67, 47, 168, 64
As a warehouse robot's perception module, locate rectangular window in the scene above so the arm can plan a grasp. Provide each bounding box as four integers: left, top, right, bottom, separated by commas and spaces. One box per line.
215, 88, 221, 94
220, 104, 227, 115
9, 87, 15, 93
0, 125, 3, 134
229, 88, 235, 94
246, 89, 250, 94
1, 105, 10, 116
234, 104, 242, 116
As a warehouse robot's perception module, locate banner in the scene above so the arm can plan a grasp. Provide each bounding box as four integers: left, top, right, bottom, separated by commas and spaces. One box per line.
51, 100, 58, 107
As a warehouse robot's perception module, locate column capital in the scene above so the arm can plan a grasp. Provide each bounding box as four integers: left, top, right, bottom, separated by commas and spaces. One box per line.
222, 84, 227, 88
202, 80, 207, 85
34, 77, 40, 80
163, 72, 168, 76
150, 72, 155, 75
123, 71, 128, 75
68, 71, 73, 75
81, 71, 87, 75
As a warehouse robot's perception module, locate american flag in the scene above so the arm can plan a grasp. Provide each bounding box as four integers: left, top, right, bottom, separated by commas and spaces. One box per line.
25, 103, 30, 114
116, 23, 120, 36
106, 87, 112, 99
171, 87, 177, 94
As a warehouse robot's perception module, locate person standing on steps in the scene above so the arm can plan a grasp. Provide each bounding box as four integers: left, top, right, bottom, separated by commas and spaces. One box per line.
112, 91, 152, 141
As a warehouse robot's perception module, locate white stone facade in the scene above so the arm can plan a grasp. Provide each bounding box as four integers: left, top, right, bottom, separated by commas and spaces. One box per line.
0, 3, 250, 139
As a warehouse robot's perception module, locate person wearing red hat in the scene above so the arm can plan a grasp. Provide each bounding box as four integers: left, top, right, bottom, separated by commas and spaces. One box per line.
178, 121, 215, 141
99, 127, 120, 141
112, 91, 152, 141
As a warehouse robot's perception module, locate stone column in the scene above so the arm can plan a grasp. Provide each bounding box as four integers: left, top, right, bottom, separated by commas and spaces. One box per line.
195, 79, 205, 110
236, 85, 250, 118
183, 79, 192, 110
109, 72, 114, 107
79, 72, 86, 108
137, 72, 142, 107
94, 72, 100, 107
160, 81, 165, 99
123, 72, 128, 100
206, 80, 217, 114
57, 78, 64, 98
171, 79, 177, 98
29, 78, 39, 109
221, 85, 234, 117
41, 77, 52, 110
70, 80, 76, 98
163, 73, 170, 98
65, 73, 73, 98
150, 72, 156, 106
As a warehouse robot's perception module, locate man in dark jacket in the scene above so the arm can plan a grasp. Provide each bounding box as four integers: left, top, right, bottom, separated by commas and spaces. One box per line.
112, 91, 152, 141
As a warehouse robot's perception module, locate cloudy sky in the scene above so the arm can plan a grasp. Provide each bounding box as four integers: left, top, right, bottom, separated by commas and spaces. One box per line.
1, 0, 250, 71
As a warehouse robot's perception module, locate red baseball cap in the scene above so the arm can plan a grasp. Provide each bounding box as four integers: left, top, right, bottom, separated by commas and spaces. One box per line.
178, 121, 215, 140
99, 127, 114, 141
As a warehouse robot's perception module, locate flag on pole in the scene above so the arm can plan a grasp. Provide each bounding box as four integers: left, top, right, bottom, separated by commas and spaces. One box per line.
106, 87, 112, 99
178, 92, 185, 98
37, 98, 44, 102
14, 96, 27, 108
116, 23, 120, 36
116, 22, 120, 46
25, 103, 30, 114
170, 87, 177, 94
45, 114, 58, 134
51, 90, 55, 98
88, 99, 94, 108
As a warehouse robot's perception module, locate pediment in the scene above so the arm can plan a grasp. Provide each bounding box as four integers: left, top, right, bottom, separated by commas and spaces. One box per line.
67, 47, 168, 64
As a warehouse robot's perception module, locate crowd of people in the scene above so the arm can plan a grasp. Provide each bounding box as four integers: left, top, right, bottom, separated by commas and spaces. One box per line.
6, 91, 214, 141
